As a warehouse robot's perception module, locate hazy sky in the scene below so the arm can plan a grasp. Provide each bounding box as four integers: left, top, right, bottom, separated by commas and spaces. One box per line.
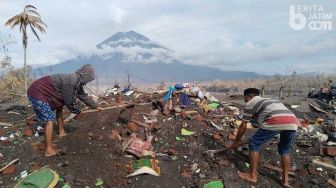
0, 0, 335, 75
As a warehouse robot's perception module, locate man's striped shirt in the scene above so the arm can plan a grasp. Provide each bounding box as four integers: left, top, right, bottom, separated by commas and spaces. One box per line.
242, 96, 298, 131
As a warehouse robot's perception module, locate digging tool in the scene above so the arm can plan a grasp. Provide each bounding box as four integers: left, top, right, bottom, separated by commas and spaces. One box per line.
65, 102, 152, 123
203, 142, 248, 158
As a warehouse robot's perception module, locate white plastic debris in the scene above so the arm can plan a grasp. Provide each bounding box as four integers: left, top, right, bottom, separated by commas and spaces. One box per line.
209, 120, 224, 131
20, 170, 28, 178
316, 167, 323, 172
327, 141, 336, 146
124, 91, 135, 96
105, 88, 118, 96
291, 105, 300, 109
316, 132, 328, 142
37, 126, 44, 131
0, 137, 8, 141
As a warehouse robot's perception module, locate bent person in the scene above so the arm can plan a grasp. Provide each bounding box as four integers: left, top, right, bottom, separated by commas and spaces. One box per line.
27, 64, 101, 157
225, 88, 299, 187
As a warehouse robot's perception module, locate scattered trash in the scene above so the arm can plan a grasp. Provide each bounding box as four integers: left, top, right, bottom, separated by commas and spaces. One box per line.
95, 178, 104, 186
179, 93, 191, 106
315, 132, 329, 142
2, 82, 336, 187
208, 120, 224, 131
127, 159, 160, 177
20, 170, 28, 178
315, 118, 324, 125
208, 102, 220, 110
203, 180, 224, 188
123, 134, 153, 158
291, 104, 300, 109
14, 167, 59, 188
124, 91, 135, 96
181, 128, 195, 136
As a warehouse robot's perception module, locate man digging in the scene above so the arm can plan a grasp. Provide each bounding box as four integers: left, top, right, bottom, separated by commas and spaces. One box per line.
225, 88, 299, 187
27, 64, 101, 157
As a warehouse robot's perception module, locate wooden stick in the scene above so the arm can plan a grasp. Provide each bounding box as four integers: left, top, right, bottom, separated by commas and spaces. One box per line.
263, 164, 295, 176
26, 114, 36, 120
328, 179, 336, 187
0, 122, 13, 127
313, 159, 336, 171
81, 101, 152, 114
82, 103, 135, 114
309, 103, 328, 114
0, 158, 19, 172
184, 111, 198, 115
64, 103, 142, 122
131, 119, 150, 129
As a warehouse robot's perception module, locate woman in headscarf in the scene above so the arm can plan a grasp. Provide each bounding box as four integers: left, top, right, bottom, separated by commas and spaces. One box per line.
27, 64, 101, 157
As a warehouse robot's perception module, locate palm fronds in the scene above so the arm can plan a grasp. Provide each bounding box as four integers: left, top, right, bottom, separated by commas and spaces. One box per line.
4, 4, 47, 46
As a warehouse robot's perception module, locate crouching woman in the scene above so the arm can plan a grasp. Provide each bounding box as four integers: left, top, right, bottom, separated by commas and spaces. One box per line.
27, 64, 101, 157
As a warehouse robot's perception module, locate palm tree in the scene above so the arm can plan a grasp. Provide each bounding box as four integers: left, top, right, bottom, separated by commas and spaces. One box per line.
5, 5, 46, 93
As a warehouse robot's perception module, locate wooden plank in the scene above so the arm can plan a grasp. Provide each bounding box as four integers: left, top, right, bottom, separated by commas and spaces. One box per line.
328, 179, 336, 187
313, 159, 336, 171
308, 102, 328, 114
263, 164, 295, 176
0, 122, 13, 127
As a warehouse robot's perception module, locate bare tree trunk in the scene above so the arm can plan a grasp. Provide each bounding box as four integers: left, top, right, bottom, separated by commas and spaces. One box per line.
24, 46, 27, 94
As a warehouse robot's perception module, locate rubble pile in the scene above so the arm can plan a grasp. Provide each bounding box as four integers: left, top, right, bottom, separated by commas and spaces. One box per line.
0, 85, 336, 187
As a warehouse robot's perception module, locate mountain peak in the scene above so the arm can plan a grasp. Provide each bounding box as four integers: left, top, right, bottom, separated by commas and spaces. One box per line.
96, 31, 165, 49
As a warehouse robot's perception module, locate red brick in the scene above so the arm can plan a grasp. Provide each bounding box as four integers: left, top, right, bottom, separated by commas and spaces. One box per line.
212, 132, 223, 141
127, 122, 139, 133
228, 133, 236, 140
23, 127, 33, 137
195, 115, 204, 122
181, 166, 191, 178
2, 164, 15, 175
326, 147, 336, 157
109, 130, 121, 141
167, 148, 177, 156
0, 129, 6, 137
32, 162, 42, 171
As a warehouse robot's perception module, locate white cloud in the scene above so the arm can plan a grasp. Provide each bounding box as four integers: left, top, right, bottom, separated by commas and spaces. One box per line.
0, 0, 335, 74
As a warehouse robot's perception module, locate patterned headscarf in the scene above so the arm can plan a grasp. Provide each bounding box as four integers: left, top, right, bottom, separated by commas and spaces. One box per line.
76, 64, 95, 84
